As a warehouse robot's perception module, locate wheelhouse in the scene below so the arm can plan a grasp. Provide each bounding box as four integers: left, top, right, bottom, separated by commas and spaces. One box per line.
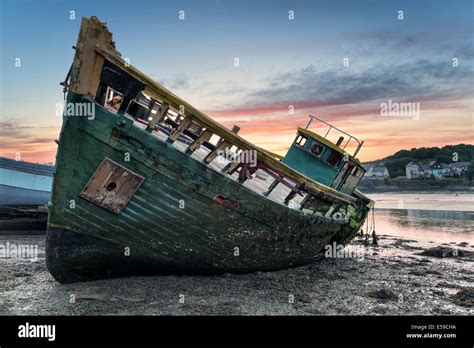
282, 116, 366, 195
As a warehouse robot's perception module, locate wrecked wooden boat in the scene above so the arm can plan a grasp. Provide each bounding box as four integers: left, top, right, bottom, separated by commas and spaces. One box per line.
46, 16, 374, 283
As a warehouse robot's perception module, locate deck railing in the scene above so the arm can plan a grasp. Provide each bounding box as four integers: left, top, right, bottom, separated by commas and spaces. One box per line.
305, 115, 364, 157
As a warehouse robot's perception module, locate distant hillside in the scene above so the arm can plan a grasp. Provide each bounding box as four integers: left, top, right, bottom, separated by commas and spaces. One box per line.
364, 144, 474, 178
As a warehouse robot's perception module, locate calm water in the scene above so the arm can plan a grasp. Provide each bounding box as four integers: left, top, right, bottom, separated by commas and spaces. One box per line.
369, 192, 474, 244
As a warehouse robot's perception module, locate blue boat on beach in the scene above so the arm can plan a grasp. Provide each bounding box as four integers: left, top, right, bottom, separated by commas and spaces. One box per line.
0, 157, 53, 207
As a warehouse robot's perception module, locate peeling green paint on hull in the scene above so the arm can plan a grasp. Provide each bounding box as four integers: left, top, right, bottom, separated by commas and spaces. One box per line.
46, 93, 369, 283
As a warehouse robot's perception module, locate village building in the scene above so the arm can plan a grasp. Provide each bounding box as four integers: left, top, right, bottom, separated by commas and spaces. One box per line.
406, 161, 469, 179
447, 162, 469, 177
364, 166, 390, 178
428, 161, 450, 179
406, 161, 421, 179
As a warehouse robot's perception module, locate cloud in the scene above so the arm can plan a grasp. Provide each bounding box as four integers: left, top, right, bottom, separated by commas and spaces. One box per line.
249, 59, 473, 108
158, 73, 190, 89
25, 138, 53, 144
354, 31, 420, 47
0, 119, 59, 163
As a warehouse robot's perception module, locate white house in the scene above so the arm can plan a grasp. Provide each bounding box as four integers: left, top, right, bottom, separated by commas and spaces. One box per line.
406, 162, 420, 179
406, 162, 434, 179
365, 166, 390, 178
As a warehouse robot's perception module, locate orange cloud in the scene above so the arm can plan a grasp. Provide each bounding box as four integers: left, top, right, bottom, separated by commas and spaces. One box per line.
0, 120, 59, 164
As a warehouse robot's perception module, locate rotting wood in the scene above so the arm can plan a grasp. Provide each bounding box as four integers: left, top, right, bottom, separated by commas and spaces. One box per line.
146, 112, 159, 132
157, 102, 170, 124
299, 193, 310, 210
186, 129, 212, 154
223, 160, 241, 175
260, 166, 301, 194
137, 94, 168, 128
230, 125, 240, 134
284, 191, 297, 206
168, 116, 194, 143
70, 17, 113, 98
145, 102, 166, 133
237, 163, 251, 183
204, 140, 232, 164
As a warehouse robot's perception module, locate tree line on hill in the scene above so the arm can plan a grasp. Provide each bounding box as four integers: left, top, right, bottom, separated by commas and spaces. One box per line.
364, 144, 474, 179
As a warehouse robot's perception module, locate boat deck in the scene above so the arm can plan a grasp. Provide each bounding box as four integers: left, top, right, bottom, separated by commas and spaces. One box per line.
129, 117, 307, 211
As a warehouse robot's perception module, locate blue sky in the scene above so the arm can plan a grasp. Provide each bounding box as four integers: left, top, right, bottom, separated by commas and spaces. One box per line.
1, 0, 473, 162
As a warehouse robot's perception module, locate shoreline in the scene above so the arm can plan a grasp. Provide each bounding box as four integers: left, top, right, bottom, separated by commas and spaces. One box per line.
363, 188, 473, 194
0, 234, 472, 315
359, 178, 473, 194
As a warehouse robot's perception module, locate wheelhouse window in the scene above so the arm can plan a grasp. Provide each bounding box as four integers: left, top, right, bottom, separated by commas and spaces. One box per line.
310, 143, 325, 157
104, 87, 124, 112
327, 150, 343, 166
295, 135, 307, 147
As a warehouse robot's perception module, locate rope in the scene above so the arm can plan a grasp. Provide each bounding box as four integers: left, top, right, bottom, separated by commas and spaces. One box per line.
371, 208, 378, 246
363, 207, 377, 246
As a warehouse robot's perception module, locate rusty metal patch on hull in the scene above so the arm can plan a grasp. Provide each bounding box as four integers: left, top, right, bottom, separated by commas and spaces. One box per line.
79, 157, 144, 214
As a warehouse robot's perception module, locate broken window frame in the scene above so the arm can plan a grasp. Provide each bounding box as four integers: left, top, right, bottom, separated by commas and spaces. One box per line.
326, 150, 343, 166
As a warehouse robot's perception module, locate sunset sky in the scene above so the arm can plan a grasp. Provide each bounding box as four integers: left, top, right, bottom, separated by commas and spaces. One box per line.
1, 0, 473, 164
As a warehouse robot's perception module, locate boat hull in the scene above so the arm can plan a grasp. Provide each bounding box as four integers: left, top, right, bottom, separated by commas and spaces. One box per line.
0, 184, 51, 206
46, 93, 368, 283
0, 157, 53, 206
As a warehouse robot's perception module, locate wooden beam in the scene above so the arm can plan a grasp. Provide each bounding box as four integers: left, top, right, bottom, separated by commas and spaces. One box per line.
223, 160, 241, 175
70, 17, 113, 97
230, 125, 240, 134
284, 191, 297, 206
168, 116, 193, 143
157, 102, 169, 124
146, 102, 167, 133
186, 129, 212, 154
299, 193, 310, 210
204, 140, 231, 164
260, 166, 299, 194
237, 163, 251, 183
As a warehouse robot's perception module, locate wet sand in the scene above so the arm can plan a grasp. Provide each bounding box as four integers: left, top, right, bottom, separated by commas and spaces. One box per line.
0, 234, 472, 315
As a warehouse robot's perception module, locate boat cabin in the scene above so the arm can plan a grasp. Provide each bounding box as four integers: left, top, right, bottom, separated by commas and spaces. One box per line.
282, 117, 366, 195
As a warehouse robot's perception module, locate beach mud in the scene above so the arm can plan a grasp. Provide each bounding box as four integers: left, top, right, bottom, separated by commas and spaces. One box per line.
0, 234, 472, 315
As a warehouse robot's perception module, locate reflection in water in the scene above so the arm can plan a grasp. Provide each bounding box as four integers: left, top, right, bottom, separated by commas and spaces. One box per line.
365, 193, 474, 244
369, 192, 474, 212
373, 209, 474, 244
